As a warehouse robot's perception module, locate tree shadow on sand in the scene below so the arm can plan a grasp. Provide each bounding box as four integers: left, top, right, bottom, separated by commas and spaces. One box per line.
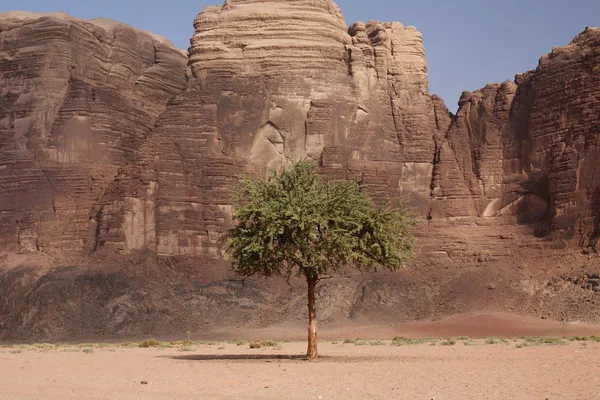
160, 354, 395, 363
161, 354, 312, 362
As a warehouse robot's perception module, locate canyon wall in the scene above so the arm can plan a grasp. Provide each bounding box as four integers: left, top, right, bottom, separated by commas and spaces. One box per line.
0, 2, 599, 340
92, 0, 443, 259
432, 27, 600, 249
0, 12, 187, 255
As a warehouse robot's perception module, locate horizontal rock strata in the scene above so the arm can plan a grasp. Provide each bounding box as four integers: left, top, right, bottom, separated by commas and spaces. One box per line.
0, 12, 187, 254
0, 3, 600, 339
94, 0, 441, 258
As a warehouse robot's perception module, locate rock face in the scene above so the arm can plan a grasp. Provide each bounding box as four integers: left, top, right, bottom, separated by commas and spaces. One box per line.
93, 0, 440, 258
432, 27, 600, 249
1, 3, 600, 340
0, 12, 188, 255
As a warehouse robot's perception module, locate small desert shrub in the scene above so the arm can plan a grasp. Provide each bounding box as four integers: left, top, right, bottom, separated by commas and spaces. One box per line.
440, 339, 457, 346
218, 345, 225, 350
261, 340, 278, 347
63, 347, 81, 353
232, 340, 247, 346
456, 336, 470, 341
369, 340, 385, 346
519, 338, 541, 346
537, 337, 566, 345
484, 337, 509, 345
249, 342, 262, 349
517, 337, 566, 346
392, 337, 437, 346
9, 349, 21, 354
178, 346, 195, 352
570, 336, 591, 342
463, 340, 477, 346
121, 342, 138, 348
343, 338, 359, 344
31, 343, 56, 351
82, 348, 94, 354
515, 341, 541, 348
139, 339, 160, 348
355, 341, 368, 346
331, 341, 339, 345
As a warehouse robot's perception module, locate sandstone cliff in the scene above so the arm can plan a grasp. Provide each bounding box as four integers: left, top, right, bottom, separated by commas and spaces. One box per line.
432, 27, 600, 250
93, 0, 440, 259
0, 12, 187, 255
0, 3, 599, 341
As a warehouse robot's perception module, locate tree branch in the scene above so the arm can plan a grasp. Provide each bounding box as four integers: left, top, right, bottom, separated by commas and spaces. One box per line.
227, 270, 259, 287
316, 275, 334, 283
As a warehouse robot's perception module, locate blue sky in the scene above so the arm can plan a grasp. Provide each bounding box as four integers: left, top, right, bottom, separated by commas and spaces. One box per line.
4, 0, 599, 111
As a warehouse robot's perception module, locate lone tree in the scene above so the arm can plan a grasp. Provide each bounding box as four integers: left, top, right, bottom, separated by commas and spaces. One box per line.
224, 161, 416, 361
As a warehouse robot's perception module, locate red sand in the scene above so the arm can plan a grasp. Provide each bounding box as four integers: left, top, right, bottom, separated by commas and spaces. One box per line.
1, 339, 599, 400
3, 313, 600, 399
198, 312, 600, 341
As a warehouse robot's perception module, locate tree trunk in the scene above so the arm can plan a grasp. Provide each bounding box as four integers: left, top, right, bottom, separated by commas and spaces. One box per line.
306, 276, 318, 361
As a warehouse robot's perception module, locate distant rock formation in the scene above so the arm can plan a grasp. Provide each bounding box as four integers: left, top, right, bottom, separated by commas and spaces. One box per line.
432, 27, 600, 249
0, 3, 599, 340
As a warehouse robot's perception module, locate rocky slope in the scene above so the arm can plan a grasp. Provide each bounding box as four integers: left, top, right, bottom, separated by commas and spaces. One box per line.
0, 3, 599, 341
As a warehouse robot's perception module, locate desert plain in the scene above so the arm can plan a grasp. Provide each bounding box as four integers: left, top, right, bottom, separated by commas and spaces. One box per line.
2, 1, 600, 399
2, 313, 600, 400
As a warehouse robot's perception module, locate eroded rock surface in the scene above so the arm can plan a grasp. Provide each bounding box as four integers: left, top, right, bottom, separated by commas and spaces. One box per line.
93, 0, 440, 258
1, 3, 600, 340
0, 12, 188, 255
431, 27, 600, 249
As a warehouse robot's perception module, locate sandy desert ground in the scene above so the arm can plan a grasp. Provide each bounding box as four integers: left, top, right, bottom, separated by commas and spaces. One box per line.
2, 314, 600, 400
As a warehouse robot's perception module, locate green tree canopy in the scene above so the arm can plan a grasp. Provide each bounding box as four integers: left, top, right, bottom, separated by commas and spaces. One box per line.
224, 161, 417, 360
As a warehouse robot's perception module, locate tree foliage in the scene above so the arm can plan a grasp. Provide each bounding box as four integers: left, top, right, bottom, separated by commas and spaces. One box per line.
224, 161, 417, 282
223, 161, 417, 360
